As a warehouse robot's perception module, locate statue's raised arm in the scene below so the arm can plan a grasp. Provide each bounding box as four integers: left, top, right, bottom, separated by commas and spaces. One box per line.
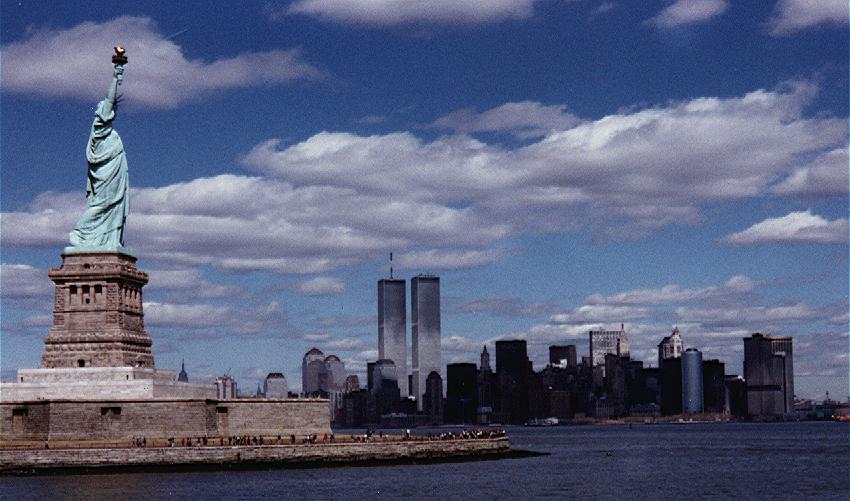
67, 47, 131, 254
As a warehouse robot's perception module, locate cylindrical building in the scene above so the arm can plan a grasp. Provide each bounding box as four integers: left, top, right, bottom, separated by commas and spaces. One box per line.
682, 348, 704, 414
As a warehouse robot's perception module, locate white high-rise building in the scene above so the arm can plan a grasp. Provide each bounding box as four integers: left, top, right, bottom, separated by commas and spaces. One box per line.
378, 278, 407, 397
658, 327, 685, 367
411, 275, 441, 410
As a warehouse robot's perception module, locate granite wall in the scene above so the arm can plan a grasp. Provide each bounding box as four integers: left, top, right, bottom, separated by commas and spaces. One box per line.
0, 398, 330, 441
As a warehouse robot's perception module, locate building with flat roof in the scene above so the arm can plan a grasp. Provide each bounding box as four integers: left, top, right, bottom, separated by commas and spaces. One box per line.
682, 348, 704, 414
702, 359, 726, 413
411, 275, 441, 410
589, 326, 629, 376
496, 340, 529, 424
549, 345, 577, 368
744, 333, 794, 416
446, 363, 478, 424
378, 278, 407, 397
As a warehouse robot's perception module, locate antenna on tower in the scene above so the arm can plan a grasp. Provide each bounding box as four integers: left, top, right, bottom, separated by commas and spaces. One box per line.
389, 252, 393, 279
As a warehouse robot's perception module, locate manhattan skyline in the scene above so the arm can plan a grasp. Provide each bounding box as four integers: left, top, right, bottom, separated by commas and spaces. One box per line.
1, 1, 847, 400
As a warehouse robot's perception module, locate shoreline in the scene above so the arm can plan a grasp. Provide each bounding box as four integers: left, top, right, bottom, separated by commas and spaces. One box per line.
0, 437, 544, 476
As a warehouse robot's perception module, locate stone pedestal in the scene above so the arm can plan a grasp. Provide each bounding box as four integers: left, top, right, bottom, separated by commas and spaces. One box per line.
41, 252, 154, 369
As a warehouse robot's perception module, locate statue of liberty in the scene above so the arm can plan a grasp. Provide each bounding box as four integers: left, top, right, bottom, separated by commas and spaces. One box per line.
68, 47, 130, 253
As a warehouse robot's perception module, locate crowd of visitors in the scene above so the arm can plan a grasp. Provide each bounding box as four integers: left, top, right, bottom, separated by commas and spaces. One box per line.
128, 428, 506, 448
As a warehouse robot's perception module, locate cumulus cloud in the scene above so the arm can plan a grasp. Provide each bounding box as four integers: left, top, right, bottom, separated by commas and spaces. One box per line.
144, 300, 285, 336
325, 337, 367, 350
721, 210, 848, 245
1, 16, 321, 108
450, 297, 560, 317
584, 275, 757, 305
768, 0, 847, 35
0, 264, 52, 298
646, 0, 728, 28
550, 305, 652, 324
3, 82, 844, 272
432, 101, 582, 139
296, 277, 346, 296
284, 0, 538, 25
770, 148, 848, 197
147, 267, 243, 300
314, 315, 373, 328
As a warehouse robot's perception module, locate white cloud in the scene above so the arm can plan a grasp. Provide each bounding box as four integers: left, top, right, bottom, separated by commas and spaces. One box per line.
646, 0, 728, 28
0, 264, 52, 298
675, 303, 821, 326
285, 0, 538, 25
771, 148, 848, 197
450, 297, 560, 317
3, 82, 844, 272
721, 210, 848, 245
1, 16, 321, 108
768, 0, 847, 35
550, 305, 652, 324
143, 300, 285, 335
432, 101, 582, 139
296, 277, 346, 296
325, 337, 366, 350
584, 275, 757, 305
394, 249, 513, 270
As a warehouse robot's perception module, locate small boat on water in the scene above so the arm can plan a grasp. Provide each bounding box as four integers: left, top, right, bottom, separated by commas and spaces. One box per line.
525, 417, 560, 427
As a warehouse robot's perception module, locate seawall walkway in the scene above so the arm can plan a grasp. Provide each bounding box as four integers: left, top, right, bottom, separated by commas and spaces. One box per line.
1, 437, 516, 474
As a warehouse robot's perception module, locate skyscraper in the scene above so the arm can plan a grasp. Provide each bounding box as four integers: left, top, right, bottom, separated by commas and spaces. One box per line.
495, 340, 529, 424
446, 362, 478, 424
302, 347, 325, 395
264, 372, 288, 397
320, 355, 346, 393
378, 278, 407, 397
549, 345, 577, 368
423, 371, 444, 424
478, 345, 494, 422
411, 275, 441, 410
682, 348, 704, 414
589, 325, 629, 376
744, 333, 794, 416
702, 359, 726, 413
658, 327, 684, 368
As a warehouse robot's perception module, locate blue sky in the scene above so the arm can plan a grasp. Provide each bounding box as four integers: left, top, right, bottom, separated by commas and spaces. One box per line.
2, 0, 847, 399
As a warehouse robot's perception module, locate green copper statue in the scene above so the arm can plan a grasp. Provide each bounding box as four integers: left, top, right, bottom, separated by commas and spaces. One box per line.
68, 47, 130, 253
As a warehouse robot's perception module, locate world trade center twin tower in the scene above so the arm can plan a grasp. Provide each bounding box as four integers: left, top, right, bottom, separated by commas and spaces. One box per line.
378, 275, 441, 410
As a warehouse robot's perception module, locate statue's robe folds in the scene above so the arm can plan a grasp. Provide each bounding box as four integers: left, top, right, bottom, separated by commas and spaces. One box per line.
69, 100, 128, 249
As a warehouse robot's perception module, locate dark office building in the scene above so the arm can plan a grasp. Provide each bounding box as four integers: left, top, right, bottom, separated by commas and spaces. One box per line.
446, 363, 478, 424
527, 372, 546, 420
371, 359, 400, 417
423, 371, 444, 424
604, 354, 629, 417
702, 359, 726, 413
496, 340, 530, 424
724, 375, 747, 417
744, 333, 794, 416
660, 357, 683, 416
549, 345, 577, 368
642, 367, 661, 405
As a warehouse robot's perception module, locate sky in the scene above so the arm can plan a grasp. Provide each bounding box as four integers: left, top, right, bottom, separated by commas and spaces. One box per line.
1, 0, 847, 400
